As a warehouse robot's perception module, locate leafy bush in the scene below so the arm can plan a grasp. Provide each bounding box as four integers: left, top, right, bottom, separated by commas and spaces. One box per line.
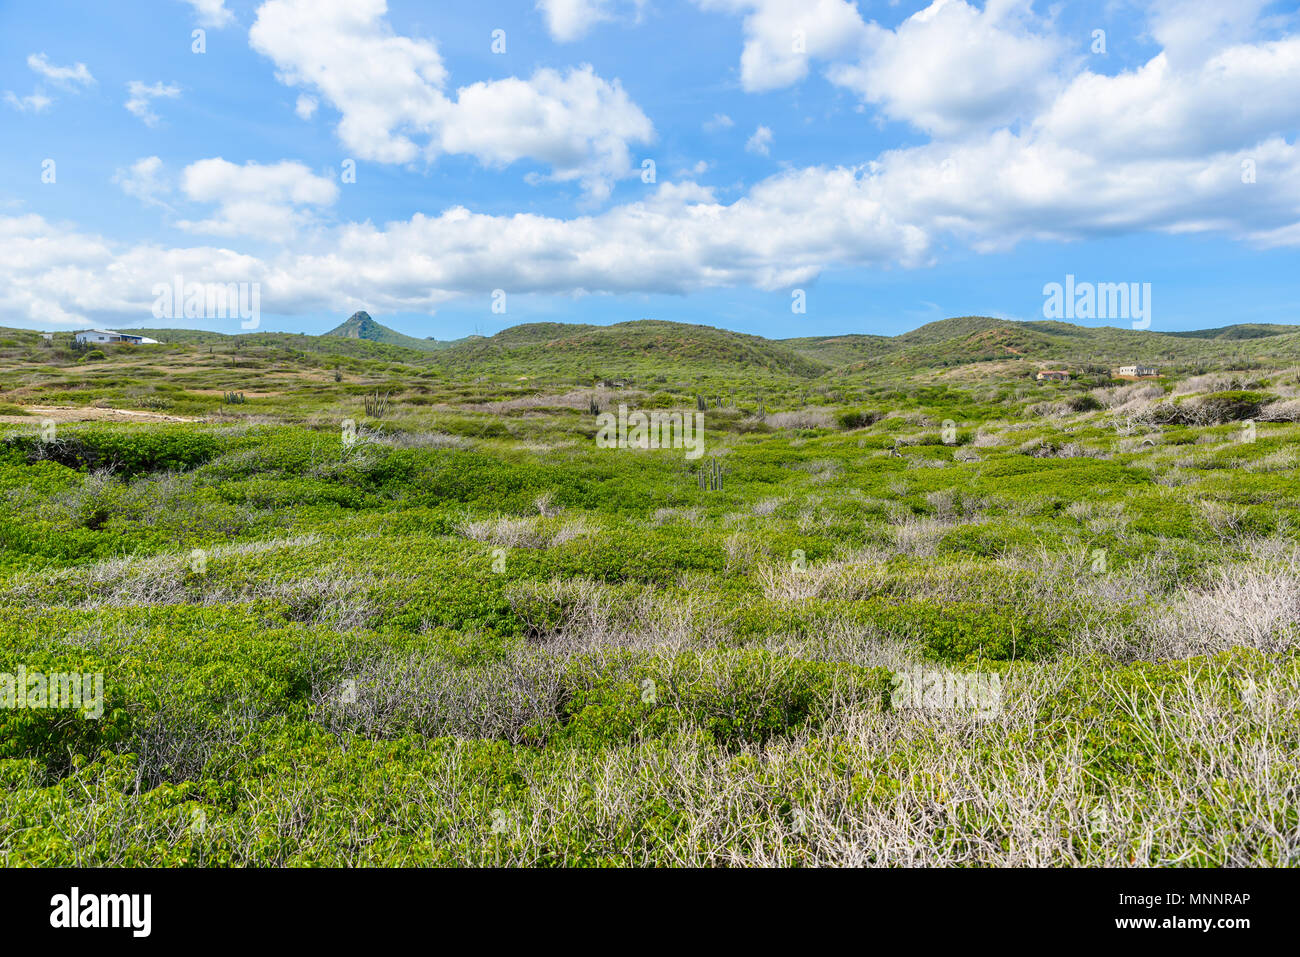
1191, 390, 1276, 423
837, 408, 881, 429
3, 426, 220, 478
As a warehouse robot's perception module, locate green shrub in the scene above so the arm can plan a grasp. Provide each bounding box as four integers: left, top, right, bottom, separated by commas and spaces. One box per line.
837, 408, 880, 429
3, 426, 220, 478
1192, 390, 1275, 423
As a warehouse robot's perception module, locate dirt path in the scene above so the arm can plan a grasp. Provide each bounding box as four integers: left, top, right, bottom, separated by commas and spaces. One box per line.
0, 406, 198, 424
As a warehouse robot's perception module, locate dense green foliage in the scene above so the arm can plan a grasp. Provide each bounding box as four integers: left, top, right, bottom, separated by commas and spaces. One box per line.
0, 317, 1297, 866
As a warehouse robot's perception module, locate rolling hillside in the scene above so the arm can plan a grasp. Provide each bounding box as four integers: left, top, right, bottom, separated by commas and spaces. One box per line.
432, 319, 831, 378
15, 313, 1300, 385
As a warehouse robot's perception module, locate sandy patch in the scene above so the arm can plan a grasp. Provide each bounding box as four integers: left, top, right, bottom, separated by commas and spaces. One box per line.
932, 360, 1030, 381
0, 406, 198, 424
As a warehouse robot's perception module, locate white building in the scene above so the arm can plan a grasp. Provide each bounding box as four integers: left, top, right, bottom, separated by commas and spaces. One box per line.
1117, 364, 1158, 377
75, 329, 159, 345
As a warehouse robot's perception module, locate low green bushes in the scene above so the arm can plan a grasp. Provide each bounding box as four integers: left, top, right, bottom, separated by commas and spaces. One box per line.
554, 651, 894, 749
2, 425, 219, 478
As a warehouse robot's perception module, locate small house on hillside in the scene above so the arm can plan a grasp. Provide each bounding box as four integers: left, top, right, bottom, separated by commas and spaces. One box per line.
75, 329, 159, 346
1117, 364, 1158, 377
1036, 370, 1070, 381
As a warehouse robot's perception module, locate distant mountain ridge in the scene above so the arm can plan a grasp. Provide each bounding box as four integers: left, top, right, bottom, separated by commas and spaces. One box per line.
92, 312, 1300, 378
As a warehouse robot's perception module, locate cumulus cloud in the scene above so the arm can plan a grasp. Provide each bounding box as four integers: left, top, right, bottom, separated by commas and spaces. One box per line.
701, 0, 1062, 136
537, 0, 614, 41
180, 0, 236, 28
828, 0, 1064, 137
125, 81, 181, 126
249, 0, 448, 164
870, 132, 1300, 254
853, 10, 1300, 251
696, 0, 869, 91
177, 158, 338, 241
441, 67, 652, 201
5, 103, 1300, 327
113, 156, 172, 209
1037, 37, 1300, 160
704, 112, 734, 131
1146, 0, 1275, 68
295, 95, 317, 120
0, 213, 270, 327
536, 0, 647, 41
250, 0, 653, 200
0, 167, 928, 325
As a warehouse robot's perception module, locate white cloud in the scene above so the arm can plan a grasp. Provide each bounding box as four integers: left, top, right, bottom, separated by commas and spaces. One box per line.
125, 81, 181, 126
0, 213, 272, 327
854, 12, 1300, 251
180, 0, 236, 29
440, 67, 653, 201
5, 53, 93, 115
701, 0, 1063, 137
295, 94, 318, 119
745, 124, 773, 155
828, 0, 1065, 137
862, 26, 1300, 253
536, 0, 646, 41
7, 106, 1300, 328
113, 156, 172, 209
250, 0, 653, 200
292, 168, 923, 304
27, 53, 95, 88
537, 0, 614, 42
3, 91, 52, 113
696, 0, 869, 91
0, 167, 926, 325
249, 0, 448, 165
704, 112, 734, 132
1146, 0, 1274, 68
870, 132, 1300, 254
1038, 38, 1300, 161
177, 158, 339, 241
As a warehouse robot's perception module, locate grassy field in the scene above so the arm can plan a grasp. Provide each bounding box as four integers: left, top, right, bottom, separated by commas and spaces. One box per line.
0, 317, 1297, 866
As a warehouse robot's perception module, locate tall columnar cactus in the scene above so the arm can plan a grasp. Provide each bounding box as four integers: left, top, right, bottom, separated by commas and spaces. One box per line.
697, 457, 725, 491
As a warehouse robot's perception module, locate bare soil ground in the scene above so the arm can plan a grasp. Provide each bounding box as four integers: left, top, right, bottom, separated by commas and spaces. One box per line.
0, 405, 198, 424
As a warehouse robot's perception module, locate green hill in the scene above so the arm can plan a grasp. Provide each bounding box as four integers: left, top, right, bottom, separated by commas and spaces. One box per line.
434, 319, 830, 379
797, 316, 1300, 373
22, 315, 1300, 385
1164, 324, 1297, 340
324, 311, 452, 351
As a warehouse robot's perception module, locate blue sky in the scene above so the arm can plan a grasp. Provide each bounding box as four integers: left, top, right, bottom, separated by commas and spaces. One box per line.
1, 0, 1298, 341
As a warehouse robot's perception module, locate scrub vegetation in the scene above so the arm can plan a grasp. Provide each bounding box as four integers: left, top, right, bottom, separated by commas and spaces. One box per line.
1, 316, 1297, 866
